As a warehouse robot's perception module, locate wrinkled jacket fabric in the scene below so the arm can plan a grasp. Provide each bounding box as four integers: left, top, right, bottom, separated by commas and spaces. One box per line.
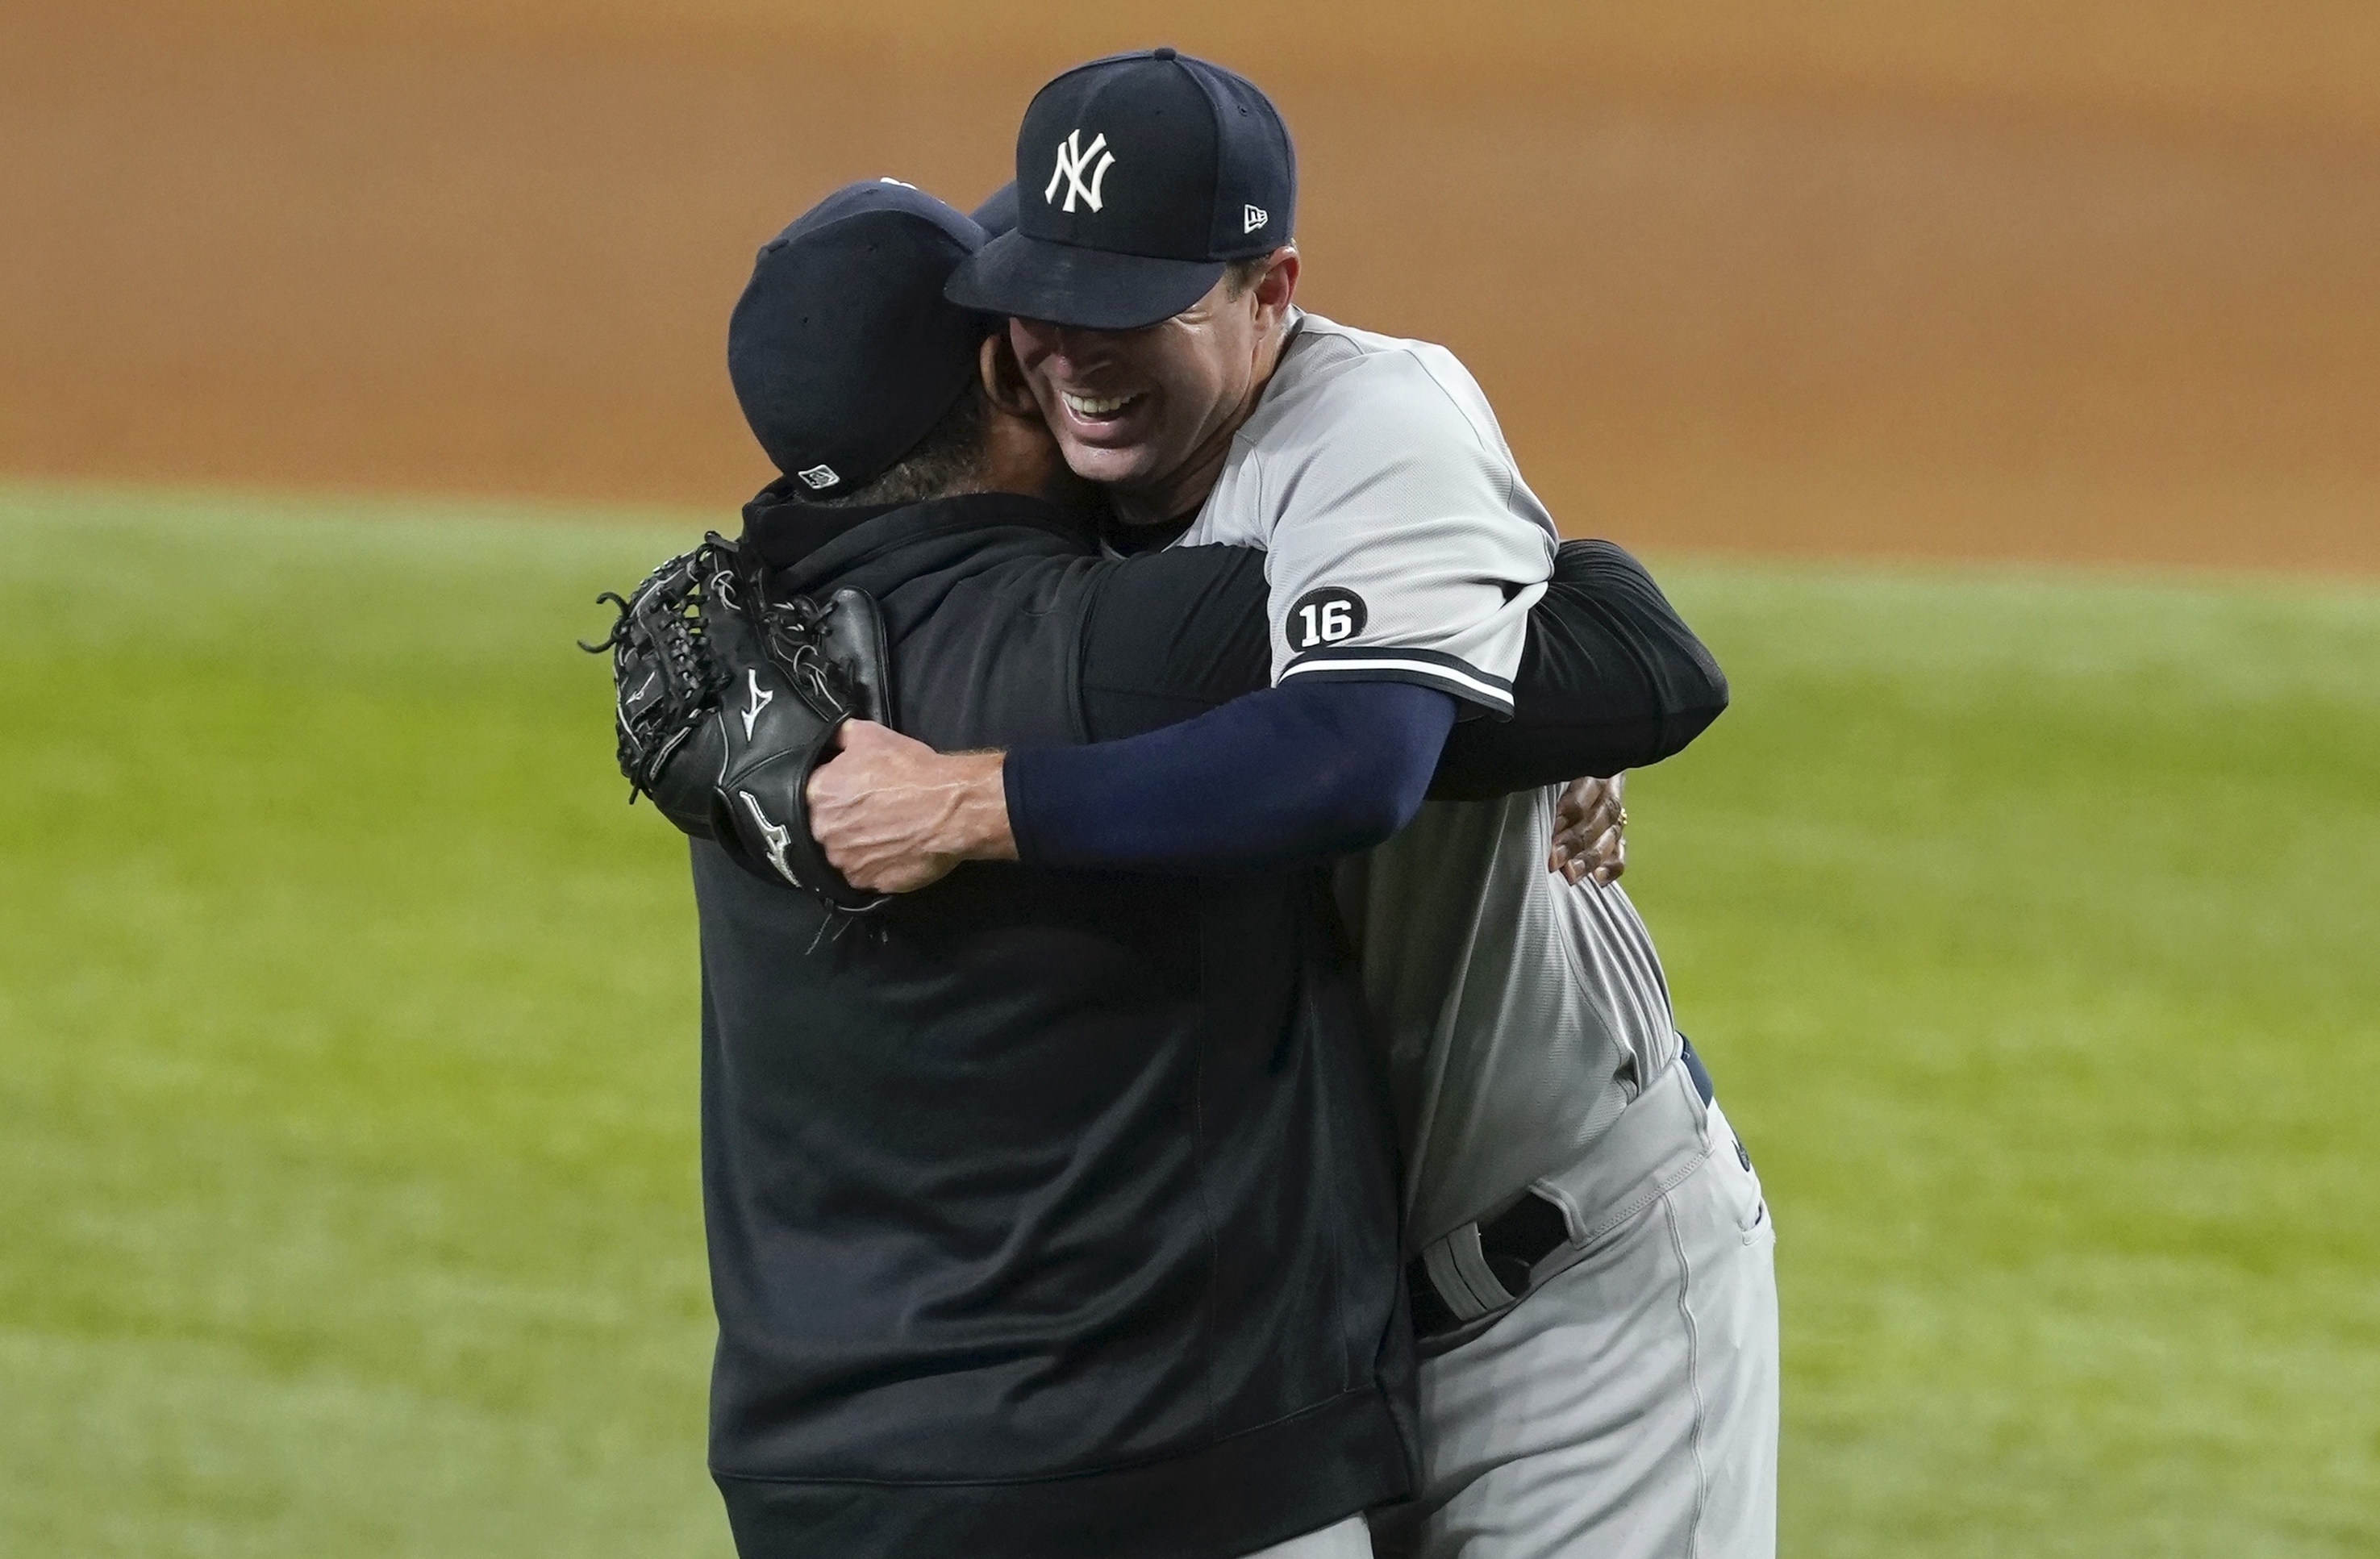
698, 489, 1416, 1559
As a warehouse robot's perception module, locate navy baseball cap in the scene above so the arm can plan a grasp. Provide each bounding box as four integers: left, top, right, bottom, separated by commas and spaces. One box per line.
970, 181, 1019, 238
945, 48, 1296, 331
727, 180, 993, 498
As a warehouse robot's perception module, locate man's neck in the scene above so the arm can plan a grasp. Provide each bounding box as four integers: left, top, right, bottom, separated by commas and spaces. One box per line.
1108, 320, 1293, 527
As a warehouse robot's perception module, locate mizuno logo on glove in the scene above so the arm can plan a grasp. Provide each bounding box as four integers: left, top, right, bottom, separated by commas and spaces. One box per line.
740, 669, 773, 740
739, 790, 799, 886
586, 534, 894, 916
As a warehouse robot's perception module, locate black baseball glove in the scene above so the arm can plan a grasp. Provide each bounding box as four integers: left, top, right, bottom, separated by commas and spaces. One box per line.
581, 535, 894, 915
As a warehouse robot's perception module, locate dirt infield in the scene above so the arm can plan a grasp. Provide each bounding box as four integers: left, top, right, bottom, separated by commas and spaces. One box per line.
5, 2, 2376, 571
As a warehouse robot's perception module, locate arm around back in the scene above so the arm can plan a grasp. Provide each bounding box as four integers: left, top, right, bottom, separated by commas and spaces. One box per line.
1072, 536, 1727, 798
800, 539, 1717, 894
1429, 540, 1728, 800
1074, 541, 1274, 740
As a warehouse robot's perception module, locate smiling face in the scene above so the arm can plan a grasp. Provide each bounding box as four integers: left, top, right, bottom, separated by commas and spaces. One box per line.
1007, 248, 1299, 526
973, 332, 1105, 521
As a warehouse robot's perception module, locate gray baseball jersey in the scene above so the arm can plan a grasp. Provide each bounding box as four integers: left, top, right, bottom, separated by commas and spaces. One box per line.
1175, 312, 1554, 713
1175, 311, 1683, 1250
1336, 793, 1682, 1251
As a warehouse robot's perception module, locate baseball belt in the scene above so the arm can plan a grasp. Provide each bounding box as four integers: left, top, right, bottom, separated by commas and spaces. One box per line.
1408, 1036, 1718, 1342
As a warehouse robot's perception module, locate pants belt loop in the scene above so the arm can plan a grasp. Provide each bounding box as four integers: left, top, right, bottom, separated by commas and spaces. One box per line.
1420, 1223, 1515, 1325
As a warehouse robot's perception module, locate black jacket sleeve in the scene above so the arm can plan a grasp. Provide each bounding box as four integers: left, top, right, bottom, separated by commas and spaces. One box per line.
1427, 540, 1729, 799
1075, 544, 1275, 741
1070, 537, 1728, 795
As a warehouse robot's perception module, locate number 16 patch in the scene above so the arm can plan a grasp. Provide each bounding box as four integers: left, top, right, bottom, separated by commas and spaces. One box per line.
1286, 586, 1369, 652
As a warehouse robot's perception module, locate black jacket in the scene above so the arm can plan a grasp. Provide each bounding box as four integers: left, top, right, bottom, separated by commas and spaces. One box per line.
702, 493, 1415, 1559
698, 487, 1729, 1558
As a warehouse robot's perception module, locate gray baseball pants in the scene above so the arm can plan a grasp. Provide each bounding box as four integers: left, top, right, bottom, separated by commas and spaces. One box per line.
1374, 1081, 1780, 1559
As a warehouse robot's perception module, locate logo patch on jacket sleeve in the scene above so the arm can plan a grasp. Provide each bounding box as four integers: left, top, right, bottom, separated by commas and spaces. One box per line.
1286, 586, 1368, 652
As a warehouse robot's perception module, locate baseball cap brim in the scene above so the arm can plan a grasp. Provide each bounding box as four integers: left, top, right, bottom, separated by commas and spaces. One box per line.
945, 229, 1225, 331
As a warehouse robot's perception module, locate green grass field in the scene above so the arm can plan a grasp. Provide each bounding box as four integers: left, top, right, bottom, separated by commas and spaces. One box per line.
2, 481, 2374, 1557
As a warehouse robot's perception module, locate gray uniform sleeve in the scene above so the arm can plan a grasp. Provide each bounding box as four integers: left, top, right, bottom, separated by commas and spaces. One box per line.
1254, 349, 1555, 716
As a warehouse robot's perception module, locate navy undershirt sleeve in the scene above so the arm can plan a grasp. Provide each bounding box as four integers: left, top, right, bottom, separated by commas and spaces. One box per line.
1006, 680, 1459, 877
1068, 539, 1728, 798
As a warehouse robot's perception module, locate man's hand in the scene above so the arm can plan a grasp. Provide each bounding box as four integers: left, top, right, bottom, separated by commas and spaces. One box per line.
803, 720, 1016, 894
1549, 772, 1626, 888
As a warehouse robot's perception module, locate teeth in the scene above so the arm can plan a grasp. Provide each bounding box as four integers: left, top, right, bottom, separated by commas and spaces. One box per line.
1062, 390, 1140, 418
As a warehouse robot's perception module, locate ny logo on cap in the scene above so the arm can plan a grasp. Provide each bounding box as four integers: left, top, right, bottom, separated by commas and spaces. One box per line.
1045, 129, 1116, 214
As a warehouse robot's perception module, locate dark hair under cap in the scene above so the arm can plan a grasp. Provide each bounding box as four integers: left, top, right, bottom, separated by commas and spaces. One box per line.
727, 180, 993, 500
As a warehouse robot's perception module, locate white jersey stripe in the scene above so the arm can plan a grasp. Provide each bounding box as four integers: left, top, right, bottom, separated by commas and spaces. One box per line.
1171, 311, 1553, 712
1285, 642, 1515, 691
1279, 655, 1516, 709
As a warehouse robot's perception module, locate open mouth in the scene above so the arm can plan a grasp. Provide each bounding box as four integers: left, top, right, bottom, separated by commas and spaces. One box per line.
1060, 390, 1145, 424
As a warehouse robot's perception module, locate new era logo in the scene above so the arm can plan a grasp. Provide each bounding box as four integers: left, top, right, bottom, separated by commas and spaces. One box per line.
796, 464, 839, 490
1243, 203, 1269, 234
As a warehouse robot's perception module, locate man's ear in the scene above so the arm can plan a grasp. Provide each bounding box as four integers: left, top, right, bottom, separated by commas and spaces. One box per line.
1254, 246, 1299, 322
979, 331, 1040, 417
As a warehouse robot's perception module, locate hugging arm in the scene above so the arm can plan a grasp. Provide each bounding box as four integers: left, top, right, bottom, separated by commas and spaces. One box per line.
1068, 537, 1727, 791
1007, 681, 1457, 876
997, 537, 1724, 874
1428, 540, 1728, 800
806, 539, 1723, 889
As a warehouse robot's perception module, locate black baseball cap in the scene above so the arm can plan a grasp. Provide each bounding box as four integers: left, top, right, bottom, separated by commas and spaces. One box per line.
727, 180, 993, 499
944, 48, 1296, 331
